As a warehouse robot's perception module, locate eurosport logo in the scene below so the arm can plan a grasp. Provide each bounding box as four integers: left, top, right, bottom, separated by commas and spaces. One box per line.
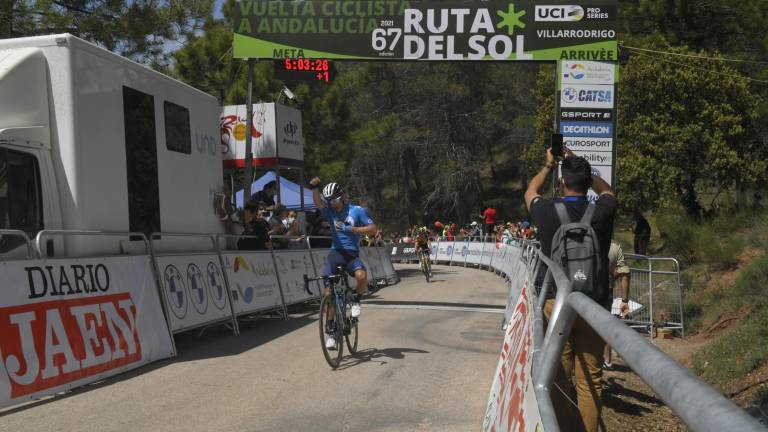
560, 109, 612, 121
561, 85, 614, 109
564, 137, 612, 151
535, 5, 583, 22
560, 121, 613, 138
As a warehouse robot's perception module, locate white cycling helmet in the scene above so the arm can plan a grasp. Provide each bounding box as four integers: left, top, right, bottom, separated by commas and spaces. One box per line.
322, 182, 344, 201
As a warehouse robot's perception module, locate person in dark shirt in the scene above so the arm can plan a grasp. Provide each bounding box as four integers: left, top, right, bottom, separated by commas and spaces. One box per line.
524, 147, 616, 432
237, 203, 272, 250
633, 213, 651, 255
251, 180, 277, 209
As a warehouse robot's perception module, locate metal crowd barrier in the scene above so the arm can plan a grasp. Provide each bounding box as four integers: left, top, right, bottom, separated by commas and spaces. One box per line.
622, 253, 685, 337
484, 241, 763, 432
23, 230, 398, 342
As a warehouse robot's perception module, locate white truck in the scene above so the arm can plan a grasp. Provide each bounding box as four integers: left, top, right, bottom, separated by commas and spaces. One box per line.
0, 34, 223, 257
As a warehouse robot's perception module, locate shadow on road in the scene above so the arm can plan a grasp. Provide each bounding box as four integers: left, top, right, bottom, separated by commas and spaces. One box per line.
335, 347, 429, 370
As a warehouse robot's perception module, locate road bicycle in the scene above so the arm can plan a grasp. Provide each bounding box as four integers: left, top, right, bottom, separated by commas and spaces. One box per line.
304, 268, 359, 369
419, 249, 432, 283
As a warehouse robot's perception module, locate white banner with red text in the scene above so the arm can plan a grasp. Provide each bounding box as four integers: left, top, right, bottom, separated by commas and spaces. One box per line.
0, 256, 174, 409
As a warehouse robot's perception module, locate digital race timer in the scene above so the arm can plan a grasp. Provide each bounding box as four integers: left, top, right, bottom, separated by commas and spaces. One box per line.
273, 58, 334, 83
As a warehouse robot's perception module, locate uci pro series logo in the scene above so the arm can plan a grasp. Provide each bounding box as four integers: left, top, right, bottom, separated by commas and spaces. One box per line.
535, 5, 584, 21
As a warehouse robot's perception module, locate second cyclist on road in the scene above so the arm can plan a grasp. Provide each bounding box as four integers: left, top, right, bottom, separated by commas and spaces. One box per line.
310, 177, 378, 350
415, 227, 433, 279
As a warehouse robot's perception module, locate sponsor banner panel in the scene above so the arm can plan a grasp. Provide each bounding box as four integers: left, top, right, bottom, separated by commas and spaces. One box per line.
560, 121, 612, 138
221, 252, 282, 314
436, 241, 456, 262
571, 149, 613, 165
309, 248, 331, 293
272, 250, 316, 304
220, 103, 304, 168
0, 256, 174, 409
234, 1, 618, 61
564, 137, 612, 151
560, 84, 614, 109
376, 247, 397, 278
465, 242, 485, 265
560, 108, 612, 122
483, 280, 543, 432
157, 254, 233, 332
480, 243, 495, 266
560, 60, 615, 85
360, 247, 382, 282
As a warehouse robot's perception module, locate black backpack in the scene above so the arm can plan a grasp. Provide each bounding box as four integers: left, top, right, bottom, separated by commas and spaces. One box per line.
550, 202, 602, 298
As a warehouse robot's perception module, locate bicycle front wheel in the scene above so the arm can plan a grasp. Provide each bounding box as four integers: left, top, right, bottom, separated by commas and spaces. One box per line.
319, 295, 344, 369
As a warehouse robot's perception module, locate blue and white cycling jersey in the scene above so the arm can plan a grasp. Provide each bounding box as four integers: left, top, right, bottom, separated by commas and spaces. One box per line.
321, 203, 374, 253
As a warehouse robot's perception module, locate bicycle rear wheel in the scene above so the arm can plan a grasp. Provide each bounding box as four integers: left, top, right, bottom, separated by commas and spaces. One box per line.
319, 295, 344, 369
423, 255, 431, 283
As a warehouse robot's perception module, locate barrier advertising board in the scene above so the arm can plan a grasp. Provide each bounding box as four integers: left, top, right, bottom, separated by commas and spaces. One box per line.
233, 1, 618, 61
435, 241, 456, 262
0, 256, 174, 409
221, 252, 283, 314
483, 280, 543, 431
272, 250, 316, 304
156, 254, 234, 332
465, 241, 485, 265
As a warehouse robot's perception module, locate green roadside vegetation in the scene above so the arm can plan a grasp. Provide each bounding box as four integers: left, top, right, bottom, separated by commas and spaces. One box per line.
630, 204, 768, 404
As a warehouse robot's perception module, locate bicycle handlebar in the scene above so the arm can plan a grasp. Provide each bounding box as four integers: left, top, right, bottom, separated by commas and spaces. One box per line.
303, 273, 343, 295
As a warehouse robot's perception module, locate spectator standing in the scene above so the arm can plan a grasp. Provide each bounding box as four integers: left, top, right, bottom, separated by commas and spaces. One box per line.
251, 180, 277, 209
633, 213, 651, 255
524, 148, 617, 432
237, 203, 272, 250
269, 204, 289, 249
468, 221, 481, 238
604, 240, 631, 369
481, 206, 497, 236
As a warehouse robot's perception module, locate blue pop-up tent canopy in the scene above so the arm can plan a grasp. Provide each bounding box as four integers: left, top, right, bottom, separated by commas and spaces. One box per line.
235, 171, 316, 210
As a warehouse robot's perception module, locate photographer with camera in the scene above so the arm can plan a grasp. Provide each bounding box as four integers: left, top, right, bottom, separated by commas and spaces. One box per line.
523, 137, 617, 432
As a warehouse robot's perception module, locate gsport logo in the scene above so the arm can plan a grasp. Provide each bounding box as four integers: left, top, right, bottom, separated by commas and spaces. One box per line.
535, 5, 584, 21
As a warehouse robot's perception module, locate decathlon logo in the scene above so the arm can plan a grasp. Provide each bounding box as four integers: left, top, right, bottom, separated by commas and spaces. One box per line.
560, 121, 613, 138
535, 5, 584, 21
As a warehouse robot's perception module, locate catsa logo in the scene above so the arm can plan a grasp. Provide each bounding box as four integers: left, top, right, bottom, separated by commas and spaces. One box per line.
535, 5, 584, 21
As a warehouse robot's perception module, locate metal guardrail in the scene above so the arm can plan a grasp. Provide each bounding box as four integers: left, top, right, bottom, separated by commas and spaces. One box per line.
517, 245, 765, 432
34, 230, 150, 258
0, 229, 35, 259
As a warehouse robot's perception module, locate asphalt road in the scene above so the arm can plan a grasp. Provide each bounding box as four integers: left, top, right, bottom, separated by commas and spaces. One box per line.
0, 263, 509, 432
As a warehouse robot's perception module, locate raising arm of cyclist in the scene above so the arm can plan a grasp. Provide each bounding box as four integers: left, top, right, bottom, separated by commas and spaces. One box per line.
309, 177, 326, 210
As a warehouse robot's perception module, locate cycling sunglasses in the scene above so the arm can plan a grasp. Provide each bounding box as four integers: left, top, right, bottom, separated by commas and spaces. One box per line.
326, 196, 343, 206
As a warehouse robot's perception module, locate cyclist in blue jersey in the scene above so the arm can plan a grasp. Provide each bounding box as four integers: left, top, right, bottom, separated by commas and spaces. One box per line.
310, 177, 378, 349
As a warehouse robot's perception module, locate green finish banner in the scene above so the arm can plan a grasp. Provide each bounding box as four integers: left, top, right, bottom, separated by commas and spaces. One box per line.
233, 1, 618, 61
